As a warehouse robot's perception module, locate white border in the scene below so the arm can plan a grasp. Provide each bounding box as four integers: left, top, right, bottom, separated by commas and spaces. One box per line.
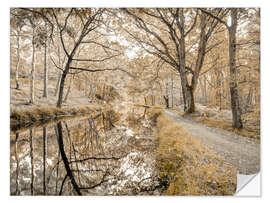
6, 0, 263, 8
2, 0, 269, 202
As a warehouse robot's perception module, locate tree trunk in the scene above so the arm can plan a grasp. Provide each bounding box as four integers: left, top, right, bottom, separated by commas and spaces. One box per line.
186, 13, 207, 113
199, 77, 207, 104
151, 95, 155, 106
15, 34, 20, 90
229, 8, 243, 129
247, 87, 253, 107
179, 86, 182, 105
55, 41, 62, 97
178, 9, 190, 112
43, 42, 48, 98
30, 34, 36, 104
171, 73, 174, 108
63, 76, 73, 103
55, 71, 61, 97
43, 127, 47, 195
56, 68, 68, 108
163, 95, 169, 108
14, 133, 19, 195
186, 86, 195, 113
56, 38, 83, 108
30, 129, 34, 195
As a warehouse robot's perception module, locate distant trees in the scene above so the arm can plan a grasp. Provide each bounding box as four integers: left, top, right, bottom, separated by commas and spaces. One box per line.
11, 27, 22, 90
124, 57, 164, 105
10, 8, 260, 129
10, 10, 27, 90
29, 27, 36, 104
10, 8, 54, 104
11, 8, 124, 108
120, 8, 227, 113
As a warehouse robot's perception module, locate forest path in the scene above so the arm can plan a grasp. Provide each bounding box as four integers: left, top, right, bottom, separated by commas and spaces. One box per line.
164, 109, 260, 174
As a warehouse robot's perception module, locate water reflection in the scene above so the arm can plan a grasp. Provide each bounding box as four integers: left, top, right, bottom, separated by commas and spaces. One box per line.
10, 108, 162, 195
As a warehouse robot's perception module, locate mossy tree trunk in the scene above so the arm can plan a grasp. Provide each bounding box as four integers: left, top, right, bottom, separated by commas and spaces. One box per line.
228, 8, 243, 129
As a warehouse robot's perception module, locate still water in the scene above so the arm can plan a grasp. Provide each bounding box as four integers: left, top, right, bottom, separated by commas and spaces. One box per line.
10, 108, 164, 195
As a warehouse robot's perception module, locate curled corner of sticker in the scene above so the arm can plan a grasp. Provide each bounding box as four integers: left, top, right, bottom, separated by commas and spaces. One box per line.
235, 172, 261, 196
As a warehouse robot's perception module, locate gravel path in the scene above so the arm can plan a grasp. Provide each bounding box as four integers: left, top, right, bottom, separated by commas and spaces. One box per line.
165, 110, 260, 174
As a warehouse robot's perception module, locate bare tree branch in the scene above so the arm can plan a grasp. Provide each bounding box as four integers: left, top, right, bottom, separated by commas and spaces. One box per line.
199, 8, 229, 29
71, 53, 122, 62
69, 66, 135, 78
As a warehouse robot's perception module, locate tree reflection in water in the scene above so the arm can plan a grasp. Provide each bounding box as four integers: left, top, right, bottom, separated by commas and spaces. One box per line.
10, 109, 160, 195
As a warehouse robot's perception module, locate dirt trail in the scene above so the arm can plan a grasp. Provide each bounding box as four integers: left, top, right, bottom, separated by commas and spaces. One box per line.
165, 110, 260, 174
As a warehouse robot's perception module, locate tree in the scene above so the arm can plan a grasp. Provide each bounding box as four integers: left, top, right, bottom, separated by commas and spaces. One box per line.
200, 8, 243, 129
49, 8, 123, 108
120, 8, 227, 113
10, 9, 29, 90
10, 27, 22, 90
29, 27, 36, 104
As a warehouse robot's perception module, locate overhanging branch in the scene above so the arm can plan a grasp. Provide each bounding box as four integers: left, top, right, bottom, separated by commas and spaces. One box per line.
69, 66, 135, 78
71, 53, 122, 62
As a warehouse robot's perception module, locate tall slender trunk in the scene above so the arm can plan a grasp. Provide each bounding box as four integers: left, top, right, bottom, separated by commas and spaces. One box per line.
15, 34, 20, 89
229, 8, 243, 129
43, 127, 47, 195
178, 9, 190, 112
63, 75, 74, 103
55, 72, 61, 97
30, 33, 36, 104
199, 77, 207, 104
151, 95, 155, 105
171, 73, 174, 108
43, 42, 48, 98
179, 85, 182, 105
14, 133, 19, 195
30, 129, 34, 195
55, 42, 62, 97
165, 81, 170, 108
202, 75, 207, 103
55, 149, 60, 194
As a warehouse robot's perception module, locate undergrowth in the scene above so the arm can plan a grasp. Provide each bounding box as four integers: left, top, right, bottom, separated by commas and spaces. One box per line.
147, 107, 237, 195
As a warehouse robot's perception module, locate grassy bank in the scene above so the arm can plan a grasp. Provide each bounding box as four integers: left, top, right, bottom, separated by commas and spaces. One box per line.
10, 105, 107, 132
147, 107, 237, 195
